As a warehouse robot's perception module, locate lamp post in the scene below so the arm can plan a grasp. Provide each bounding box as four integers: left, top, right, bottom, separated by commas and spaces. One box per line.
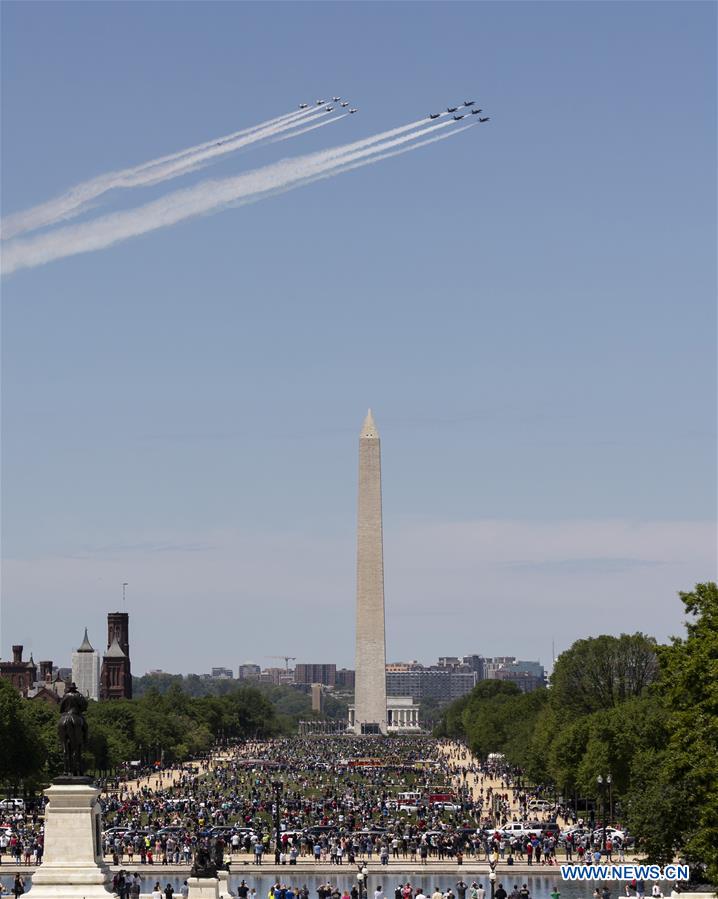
489, 869, 497, 899
272, 780, 283, 864
596, 775, 611, 853
357, 863, 369, 899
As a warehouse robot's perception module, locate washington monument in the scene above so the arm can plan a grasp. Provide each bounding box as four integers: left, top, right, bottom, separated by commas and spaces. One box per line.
353, 409, 388, 734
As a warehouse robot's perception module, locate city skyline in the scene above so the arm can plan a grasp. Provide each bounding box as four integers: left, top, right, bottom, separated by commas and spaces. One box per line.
2, 2, 716, 673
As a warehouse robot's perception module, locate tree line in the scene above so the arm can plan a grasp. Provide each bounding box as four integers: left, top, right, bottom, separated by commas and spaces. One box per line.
434, 582, 718, 884
0, 681, 281, 791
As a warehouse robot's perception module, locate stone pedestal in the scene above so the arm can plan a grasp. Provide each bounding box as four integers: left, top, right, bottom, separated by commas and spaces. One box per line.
187, 878, 220, 899
29, 779, 113, 899
217, 871, 230, 899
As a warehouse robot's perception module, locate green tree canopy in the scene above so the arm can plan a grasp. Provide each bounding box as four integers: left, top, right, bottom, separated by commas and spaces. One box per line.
550, 633, 659, 718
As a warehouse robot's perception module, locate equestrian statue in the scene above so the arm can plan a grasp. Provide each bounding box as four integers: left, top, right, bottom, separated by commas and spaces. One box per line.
57, 682, 89, 776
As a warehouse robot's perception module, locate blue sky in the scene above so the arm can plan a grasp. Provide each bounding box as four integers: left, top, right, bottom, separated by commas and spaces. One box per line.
1, 2, 715, 674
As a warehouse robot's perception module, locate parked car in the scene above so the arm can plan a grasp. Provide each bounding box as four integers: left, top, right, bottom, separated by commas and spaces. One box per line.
592, 826, 632, 845
528, 799, 554, 812
500, 822, 543, 839
0, 798, 25, 811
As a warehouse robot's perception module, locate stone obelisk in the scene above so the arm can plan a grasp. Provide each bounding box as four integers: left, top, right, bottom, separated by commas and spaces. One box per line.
353, 409, 387, 734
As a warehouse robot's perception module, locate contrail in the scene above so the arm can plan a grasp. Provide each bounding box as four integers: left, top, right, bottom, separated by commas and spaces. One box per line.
0, 106, 320, 240
2, 119, 465, 274
270, 114, 348, 143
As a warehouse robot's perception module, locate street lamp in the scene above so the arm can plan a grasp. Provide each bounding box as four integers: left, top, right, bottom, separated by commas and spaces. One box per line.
489, 869, 497, 899
272, 780, 283, 864
357, 864, 369, 899
597, 775, 611, 853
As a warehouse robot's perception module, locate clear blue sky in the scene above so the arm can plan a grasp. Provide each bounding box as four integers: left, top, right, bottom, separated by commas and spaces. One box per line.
1, 2, 715, 674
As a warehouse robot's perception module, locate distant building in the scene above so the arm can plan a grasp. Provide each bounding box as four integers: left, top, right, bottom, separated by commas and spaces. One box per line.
295, 663, 336, 687
386, 665, 478, 703
238, 663, 261, 680
486, 658, 546, 692
0, 646, 37, 696
310, 683, 324, 713
335, 668, 355, 690
72, 628, 100, 701
261, 667, 294, 686
386, 661, 423, 672
100, 612, 132, 700
460, 655, 486, 677
490, 668, 545, 692
349, 694, 420, 732
211, 667, 234, 679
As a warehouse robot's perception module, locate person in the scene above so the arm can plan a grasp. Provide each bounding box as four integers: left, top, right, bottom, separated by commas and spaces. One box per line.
601, 887, 611, 899
651, 887, 662, 898
432, 888, 443, 899
152, 884, 162, 899
495, 885, 507, 899
457, 882, 467, 899
636, 882, 645, 899
519, 886, 530, 899
165, 885, 174, 899
374, 888, 385, 899
181, 883, 189, 899
550, 890, 560, 899
12, 875, 24, 899
476, 886, 486, 899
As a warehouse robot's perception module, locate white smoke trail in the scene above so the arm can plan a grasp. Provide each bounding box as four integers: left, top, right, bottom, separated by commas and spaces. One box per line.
0, 107, 319, 240
263, 123, 474, 197
270, 114, 348, 143
2, 120, 462, 275
106, 108, 333, 189
205, 125, 474, 222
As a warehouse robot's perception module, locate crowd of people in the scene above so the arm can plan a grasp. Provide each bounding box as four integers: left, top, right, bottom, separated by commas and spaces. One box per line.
95, 737, 604, 868
1, 736, 630, 875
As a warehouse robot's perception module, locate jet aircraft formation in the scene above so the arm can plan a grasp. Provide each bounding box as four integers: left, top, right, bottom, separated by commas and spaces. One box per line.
429, 99, 490, 124
298, 97, 358, 115
299, 96, 486, 124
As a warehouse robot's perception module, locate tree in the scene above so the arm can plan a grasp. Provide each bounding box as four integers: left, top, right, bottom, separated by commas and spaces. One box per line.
658, 582, 718, 883
550, 633, 659, 718
0, 680, 42, 788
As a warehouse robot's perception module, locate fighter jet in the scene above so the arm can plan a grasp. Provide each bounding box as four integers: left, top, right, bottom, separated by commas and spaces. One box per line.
324, 106, 334, 112
478, 117, 490, 122
464, 100, 475, 106
470, 108, 483, 114
447, 106, 458, 112
428, 113, 441, 119
349, 108, 358, 114
340, 101, 350, 107
332, 96, 341, 102
316, 99, 326, 105
453, 114, 466, 120
299, 103, 309, 109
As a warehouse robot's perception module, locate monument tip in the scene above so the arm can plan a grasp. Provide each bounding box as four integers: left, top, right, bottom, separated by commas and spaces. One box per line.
360, 408, 379, 439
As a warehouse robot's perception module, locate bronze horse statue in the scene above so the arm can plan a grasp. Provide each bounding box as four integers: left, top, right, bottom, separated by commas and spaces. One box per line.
57, 683, 89, 776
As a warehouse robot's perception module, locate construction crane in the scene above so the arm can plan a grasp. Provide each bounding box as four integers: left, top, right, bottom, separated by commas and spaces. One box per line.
266, 655, 296, 673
